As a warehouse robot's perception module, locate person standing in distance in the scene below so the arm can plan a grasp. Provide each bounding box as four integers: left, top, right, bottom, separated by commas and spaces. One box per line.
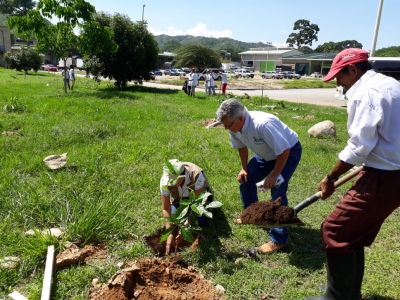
220, 70, 228, 95
305, 48, 400, 300
69, 65, 76, 91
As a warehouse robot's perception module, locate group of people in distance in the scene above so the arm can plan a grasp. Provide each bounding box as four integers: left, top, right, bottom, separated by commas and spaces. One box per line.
185, 69, 228, 97
160, 48, 400, 299
61, 65, 76, 90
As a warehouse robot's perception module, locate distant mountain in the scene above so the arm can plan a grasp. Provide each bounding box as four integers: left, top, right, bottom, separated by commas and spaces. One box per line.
154, 34, 269, 53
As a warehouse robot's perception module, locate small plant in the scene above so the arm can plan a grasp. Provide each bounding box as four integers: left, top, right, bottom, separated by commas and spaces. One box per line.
3, 96, 26, 113
160, 189, 222, 243
160, 159, 223, 244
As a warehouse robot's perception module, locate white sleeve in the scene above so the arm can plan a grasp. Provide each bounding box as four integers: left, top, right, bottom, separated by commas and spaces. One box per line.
194, 172, 206, 190
160, 177, 171, 196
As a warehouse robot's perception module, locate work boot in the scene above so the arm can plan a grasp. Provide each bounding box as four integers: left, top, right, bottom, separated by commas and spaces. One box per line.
304, 251, 356, 300
316, 247, 364, 300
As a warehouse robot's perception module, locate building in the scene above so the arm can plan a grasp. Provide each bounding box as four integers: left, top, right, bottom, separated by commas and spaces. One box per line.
239, 47, 303, 72
282, 52, 337, 76
0, 26, 12, 54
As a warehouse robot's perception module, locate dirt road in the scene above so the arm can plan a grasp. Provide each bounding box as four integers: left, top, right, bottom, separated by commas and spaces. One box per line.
142, 81, 346, 108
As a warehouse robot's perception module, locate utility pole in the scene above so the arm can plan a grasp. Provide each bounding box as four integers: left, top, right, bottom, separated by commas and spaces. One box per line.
370, 0, 384, 57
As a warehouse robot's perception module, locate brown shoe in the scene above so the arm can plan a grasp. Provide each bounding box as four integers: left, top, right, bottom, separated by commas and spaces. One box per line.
233, 218, 242, 225
258, 241, 287, 254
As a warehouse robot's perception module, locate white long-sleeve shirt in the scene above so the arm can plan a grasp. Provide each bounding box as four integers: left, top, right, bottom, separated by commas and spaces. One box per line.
338, 70, 400, 170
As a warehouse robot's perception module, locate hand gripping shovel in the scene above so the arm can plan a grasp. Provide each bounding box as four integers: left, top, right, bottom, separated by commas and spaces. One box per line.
237, 166, 363, 229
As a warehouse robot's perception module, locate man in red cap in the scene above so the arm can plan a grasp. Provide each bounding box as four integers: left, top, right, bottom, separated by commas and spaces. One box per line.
305, 49, 400, 299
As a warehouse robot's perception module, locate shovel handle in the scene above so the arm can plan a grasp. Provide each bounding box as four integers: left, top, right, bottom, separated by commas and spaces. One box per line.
293, 166, 363, 213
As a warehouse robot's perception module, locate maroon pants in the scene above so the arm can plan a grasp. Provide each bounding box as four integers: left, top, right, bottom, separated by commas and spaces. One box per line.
222, 83, 227, 94
322, 167, 400, 255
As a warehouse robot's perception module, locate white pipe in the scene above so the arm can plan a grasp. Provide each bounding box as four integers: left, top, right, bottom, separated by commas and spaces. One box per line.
370, 0, 384, 57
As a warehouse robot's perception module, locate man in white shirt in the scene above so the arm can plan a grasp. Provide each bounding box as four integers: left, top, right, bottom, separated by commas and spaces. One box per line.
188, 68, 198, 97
216, 99, 302, 254
69, 65, 76, 90
305, 48, 400, 300
206, 70, 216, 95
61, 66, 70, 90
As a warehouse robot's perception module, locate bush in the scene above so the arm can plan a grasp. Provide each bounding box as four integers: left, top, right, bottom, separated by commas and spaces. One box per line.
4, 47, 42, 74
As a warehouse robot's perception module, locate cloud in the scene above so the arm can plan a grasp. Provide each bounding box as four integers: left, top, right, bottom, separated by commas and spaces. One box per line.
149, 22, 234, 39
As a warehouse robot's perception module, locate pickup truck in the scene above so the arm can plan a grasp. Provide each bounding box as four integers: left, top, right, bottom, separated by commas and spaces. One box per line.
234, 69, 254, 78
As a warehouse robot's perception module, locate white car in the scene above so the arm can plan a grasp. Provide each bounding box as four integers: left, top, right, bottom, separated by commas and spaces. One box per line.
309, 72, 323, 78
234, 69, 254, 78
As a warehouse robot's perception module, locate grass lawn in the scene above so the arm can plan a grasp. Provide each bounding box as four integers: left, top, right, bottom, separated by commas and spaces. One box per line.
1, 68, 399, 300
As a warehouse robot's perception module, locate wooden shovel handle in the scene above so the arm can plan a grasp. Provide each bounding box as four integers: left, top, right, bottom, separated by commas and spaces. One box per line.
293, 166, 363, 214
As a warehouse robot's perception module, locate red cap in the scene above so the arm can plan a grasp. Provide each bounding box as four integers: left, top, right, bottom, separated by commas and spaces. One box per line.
323, 48, 369, 82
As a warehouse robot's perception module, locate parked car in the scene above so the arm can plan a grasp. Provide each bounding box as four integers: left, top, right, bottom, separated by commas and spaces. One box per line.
309, 72, 323, 78
282, 71, 301, 79
42, 64, 58, 72
152, 70, 162, 76
149, 72, 156, 80
163, 69, 173, 76
174, 69, 186, 76
181, 67, 191, 74
198, 69, 224, 81
234, 69, 254, 78
260, 71, 282, 79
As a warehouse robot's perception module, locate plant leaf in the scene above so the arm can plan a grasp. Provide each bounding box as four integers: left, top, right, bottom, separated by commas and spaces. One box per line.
206, 201, 223, 209
160, 226, 175, 242
196, 205, 206, 216
176, 205, 190, 220
181, 227, 194, 242
190, 204, 200, 215
180, 199, 191, 206
203, 210, 213, 219
164, 159, 177, 174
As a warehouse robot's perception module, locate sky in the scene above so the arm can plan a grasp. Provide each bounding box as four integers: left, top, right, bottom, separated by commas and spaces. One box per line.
85, 0, 398, 51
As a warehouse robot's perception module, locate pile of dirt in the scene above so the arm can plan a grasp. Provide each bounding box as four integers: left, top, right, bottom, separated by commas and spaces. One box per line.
88, 258, 225, 300
56, 243, 108, 270
240, 197, 303, 226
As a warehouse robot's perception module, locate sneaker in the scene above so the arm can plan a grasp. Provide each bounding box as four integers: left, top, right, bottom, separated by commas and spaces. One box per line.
258, 241, 287, 254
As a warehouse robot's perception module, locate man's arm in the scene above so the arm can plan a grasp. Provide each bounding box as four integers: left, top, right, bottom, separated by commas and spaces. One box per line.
263, 148, 290, 189
238, 147, 249, 183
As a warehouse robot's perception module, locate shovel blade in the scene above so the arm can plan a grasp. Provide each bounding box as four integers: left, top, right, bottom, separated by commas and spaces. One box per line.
251, 221, 306, 228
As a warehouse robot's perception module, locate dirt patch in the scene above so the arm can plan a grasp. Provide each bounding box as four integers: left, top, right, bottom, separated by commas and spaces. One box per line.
55, 243, 108, 270
145, 228, 200, 256
202, 118, 223, 128
88, 258, 225, 300
240, 197, 303, 226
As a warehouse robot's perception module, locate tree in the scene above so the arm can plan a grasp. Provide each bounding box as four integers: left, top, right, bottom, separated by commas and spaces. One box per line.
315, 40, 363, 53
299, 46, 313, 54
286, 19, 320, 49
161, 40, 181, 53
374, 46, 400, 57
0, 0, 35, 16
4, 46, 42, 73
85, 12, 158, 88
7, 0, 116, 92
173, 44, 221, 71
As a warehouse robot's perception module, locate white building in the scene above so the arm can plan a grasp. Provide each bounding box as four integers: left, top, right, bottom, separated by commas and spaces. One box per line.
239, 47, 303, 72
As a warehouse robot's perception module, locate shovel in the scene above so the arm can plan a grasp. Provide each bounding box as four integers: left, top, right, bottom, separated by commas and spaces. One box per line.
240, 166, 363, 229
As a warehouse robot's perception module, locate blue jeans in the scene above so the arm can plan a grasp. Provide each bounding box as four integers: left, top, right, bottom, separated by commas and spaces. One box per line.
171, 203, 209, 227
239, 142, 302, 245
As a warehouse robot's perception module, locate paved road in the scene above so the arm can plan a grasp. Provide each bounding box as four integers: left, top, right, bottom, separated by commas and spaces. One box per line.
142, 81, 346, 108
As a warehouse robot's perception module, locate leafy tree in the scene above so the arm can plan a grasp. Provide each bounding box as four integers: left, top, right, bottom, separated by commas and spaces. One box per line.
85, 12, 158, 88
286, 19, 320, 49
0, 0, 35, 16
161, 40, 181, 53
7, 0, 116, 92
173, 44, 221, 70
373, 46, 400, 57
299, 45, 313, 54
315, 40, 363, 53
4, 46, 42, 73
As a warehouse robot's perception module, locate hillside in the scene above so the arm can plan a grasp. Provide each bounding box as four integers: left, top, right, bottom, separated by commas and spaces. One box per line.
154, 34, 269, 53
